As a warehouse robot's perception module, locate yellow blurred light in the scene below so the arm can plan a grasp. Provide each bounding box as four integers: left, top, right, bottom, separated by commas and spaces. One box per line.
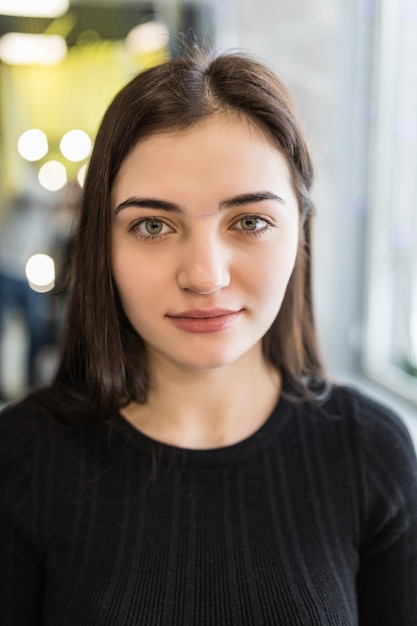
38, 160, 67, 191
17, 129, 48, 161
60, 129, 92, 162
25, 254, 55, 293
0, 0, 69, 18
77, 163, 88, 188
126, 21, 169, 54
0, 33, 67, 65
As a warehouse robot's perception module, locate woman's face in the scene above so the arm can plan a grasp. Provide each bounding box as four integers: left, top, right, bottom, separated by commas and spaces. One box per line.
111, 114, 299, 373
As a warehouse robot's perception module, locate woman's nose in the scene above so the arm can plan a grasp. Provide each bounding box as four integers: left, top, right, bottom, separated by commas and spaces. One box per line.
176, 234, 231, 295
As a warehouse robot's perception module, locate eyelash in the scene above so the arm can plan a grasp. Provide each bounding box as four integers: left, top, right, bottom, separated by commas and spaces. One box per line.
128, 214, 274, 241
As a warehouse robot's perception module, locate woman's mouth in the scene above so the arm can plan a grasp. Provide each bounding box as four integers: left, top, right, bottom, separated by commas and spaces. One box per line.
166, 309, 242, 333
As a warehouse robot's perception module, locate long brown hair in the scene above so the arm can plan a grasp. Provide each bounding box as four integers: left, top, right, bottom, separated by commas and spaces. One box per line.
51, 50, 324, 417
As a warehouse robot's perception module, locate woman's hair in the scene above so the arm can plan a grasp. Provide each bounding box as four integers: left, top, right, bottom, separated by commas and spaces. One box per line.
50, 49, 324, 416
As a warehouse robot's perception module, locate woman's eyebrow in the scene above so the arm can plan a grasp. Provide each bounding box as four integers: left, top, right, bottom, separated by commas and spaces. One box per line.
114, 191, 285, 216
220, 191, 285, 209
114, 197, 180, 215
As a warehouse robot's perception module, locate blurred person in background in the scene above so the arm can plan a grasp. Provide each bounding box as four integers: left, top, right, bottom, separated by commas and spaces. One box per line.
0, 192, 55, 400
0, 185, 78, 402
0, 50, 416, 624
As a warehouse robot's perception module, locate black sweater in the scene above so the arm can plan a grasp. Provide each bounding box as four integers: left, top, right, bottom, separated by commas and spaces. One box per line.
1, 385, 417, 625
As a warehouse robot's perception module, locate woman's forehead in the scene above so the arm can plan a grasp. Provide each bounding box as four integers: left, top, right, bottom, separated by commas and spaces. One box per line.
112, 116, 293, 212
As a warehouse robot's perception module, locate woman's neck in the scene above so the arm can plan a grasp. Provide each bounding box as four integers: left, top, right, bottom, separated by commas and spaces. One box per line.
120, 346, 281, 449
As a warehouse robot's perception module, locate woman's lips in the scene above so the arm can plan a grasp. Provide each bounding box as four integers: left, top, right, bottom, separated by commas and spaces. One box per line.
166, 309, 242, 333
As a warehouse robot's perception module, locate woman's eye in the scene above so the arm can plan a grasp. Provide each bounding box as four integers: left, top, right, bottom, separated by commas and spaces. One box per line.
131, 218, 172, 238
234, 215, 269, 232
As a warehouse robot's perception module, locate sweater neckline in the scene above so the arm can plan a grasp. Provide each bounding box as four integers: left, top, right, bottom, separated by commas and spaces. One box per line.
113, 394, 294, 467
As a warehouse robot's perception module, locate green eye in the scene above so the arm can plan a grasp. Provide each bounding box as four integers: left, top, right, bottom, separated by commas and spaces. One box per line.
240, 216, 259, 231
130, 216, 172, 239
144, 218, 164, 234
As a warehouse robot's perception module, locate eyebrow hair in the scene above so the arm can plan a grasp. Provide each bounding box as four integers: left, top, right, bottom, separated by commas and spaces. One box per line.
114, 191, 285, 216
221, 192, 285, 209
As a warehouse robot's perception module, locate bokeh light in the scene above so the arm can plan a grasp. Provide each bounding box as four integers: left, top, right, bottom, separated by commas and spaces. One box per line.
17, 128, 48, 161
60, 129, 92, 162
126, 21, 169, 54
38, 160, 67, 191
25, 254, 55, 293
0, 0, 69, 18
0, 33, 66, 65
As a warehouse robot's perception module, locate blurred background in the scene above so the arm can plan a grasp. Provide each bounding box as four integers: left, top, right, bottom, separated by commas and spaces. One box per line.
0, 0, 416, 442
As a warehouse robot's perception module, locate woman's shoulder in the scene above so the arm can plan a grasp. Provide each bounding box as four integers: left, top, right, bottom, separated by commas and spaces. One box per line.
0, 394, 53, 497
0, 392, 70, 437
315, 383, 417, 470
320, 383, 412, 436
0, 392, 103, 478
0, 393, 61, 456
0, 393, 52, 446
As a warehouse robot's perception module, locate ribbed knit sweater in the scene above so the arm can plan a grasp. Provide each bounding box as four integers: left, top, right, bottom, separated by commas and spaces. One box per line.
1, 385, 417, 625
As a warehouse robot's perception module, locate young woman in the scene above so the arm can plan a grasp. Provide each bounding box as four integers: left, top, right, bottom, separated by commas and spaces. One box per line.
1, 51, 416, 625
